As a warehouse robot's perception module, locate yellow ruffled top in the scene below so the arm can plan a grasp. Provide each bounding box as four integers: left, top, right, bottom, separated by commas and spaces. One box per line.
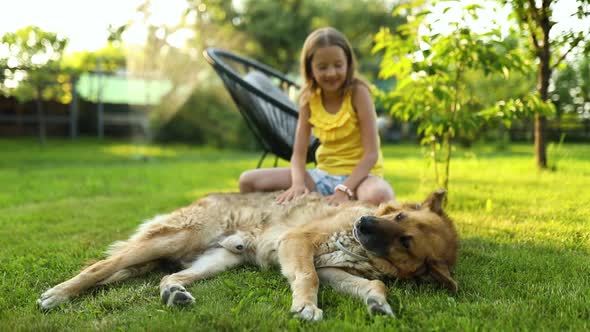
308, 90, 357, 142
308, 89, 383, 176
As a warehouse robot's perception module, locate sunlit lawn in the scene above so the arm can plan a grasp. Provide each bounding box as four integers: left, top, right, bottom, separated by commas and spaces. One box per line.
1, 138, 589, 331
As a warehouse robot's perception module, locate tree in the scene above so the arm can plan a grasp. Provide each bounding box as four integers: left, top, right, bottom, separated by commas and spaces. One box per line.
549, 55, 590, 143
114, 0, 256, 143
314, 0, 405, 77
503, 0, 590, 168
0, 26, 69, 102
201, 0, 403, 75
62, 43, 127, 73
0, 26, 69, 144
232, 0, 314, 73
126, 0, 404, 144
374, 3, 535, 190
551, 55, 590, 119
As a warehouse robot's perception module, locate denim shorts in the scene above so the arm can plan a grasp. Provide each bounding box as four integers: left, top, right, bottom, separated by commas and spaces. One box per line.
307, 168, 348, 196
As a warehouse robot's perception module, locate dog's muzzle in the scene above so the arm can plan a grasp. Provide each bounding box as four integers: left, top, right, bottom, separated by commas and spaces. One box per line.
354, 216, 377, 236
353, 216, 376, 243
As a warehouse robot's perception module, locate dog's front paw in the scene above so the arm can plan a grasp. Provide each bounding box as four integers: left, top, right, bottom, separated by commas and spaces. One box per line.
37, 286, 70, 310
291, 304, 323, 321
161, 284, 195, 307
366, 296, 394, 317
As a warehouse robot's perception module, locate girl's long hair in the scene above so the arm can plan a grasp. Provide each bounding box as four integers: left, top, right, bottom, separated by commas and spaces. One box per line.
299, 27, 360, 106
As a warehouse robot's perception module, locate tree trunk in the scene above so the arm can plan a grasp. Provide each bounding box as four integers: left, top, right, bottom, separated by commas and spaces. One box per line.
36, 86, 46, 146
535, 53, 549, 167
534, 1, 552, 169
431, 139, 439, 186
443, 131, 452, 190
534, 113, 547, 167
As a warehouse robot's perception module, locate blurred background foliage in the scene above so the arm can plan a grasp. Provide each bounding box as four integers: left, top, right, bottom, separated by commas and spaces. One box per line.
0, 0, 589, 151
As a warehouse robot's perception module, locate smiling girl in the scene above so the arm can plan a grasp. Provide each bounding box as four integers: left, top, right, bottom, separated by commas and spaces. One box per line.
239, 27, 394, 206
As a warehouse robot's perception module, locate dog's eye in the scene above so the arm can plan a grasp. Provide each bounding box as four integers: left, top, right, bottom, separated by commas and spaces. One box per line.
395, 213, 405, 222
400, 235, 412, 249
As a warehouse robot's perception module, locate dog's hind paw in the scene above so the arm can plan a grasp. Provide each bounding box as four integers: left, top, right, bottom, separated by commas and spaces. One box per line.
37, 287, 69, 310
366, 296, 395, 317
291, 304, 323, 321
161, 284, 195, 307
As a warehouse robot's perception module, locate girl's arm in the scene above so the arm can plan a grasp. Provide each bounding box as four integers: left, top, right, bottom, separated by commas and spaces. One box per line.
276, 104, 312, 203
330, 83, 379, 202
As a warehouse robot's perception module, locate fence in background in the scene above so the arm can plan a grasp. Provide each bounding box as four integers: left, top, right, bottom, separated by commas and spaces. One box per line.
0, 68, 171, 141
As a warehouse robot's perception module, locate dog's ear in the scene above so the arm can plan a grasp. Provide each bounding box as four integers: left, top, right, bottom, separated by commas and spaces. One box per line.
421, 189, 447, 215
427, 260, 457, 293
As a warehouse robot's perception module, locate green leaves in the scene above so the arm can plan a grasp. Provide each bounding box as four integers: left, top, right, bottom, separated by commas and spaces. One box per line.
1, 26, 68, 69
374, 1, 537, 189
0, 26, 69, 103
480, 94, 557, 127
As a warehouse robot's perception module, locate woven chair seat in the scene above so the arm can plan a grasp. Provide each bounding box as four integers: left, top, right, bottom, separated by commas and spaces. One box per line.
204, 48, 319, 167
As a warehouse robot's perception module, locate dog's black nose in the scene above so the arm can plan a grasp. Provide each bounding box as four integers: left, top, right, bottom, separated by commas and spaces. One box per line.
357, 216, 374, 234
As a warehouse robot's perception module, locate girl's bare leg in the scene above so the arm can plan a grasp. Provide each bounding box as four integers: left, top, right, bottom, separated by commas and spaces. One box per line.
239, 168, 316, 193
355, 175, 395, 205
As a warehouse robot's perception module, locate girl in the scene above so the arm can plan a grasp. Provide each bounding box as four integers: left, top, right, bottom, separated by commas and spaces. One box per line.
239, 27, 394, 206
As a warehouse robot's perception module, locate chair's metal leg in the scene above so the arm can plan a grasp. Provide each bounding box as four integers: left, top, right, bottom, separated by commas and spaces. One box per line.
273, 156, 279, 168
257, 151, 268, 168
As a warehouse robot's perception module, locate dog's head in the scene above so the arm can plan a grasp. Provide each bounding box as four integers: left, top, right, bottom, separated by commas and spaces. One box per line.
354, 189, 459, 293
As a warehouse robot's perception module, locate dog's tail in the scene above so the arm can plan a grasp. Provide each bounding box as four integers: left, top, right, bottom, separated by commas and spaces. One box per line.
106, 240, 128, 256
105, 214, 174, 256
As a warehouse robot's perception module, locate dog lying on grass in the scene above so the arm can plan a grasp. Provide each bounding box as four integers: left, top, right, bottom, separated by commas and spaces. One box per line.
38, 189, 458, 321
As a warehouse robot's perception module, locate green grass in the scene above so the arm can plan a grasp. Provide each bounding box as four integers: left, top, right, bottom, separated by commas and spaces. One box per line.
1, 138, 589, 331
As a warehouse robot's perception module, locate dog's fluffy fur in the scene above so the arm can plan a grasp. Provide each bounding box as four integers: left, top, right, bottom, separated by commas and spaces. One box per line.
38, 190, 458, 321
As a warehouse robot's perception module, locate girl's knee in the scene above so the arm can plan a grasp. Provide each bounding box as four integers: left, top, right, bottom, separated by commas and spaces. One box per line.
358, 183, 395, 205
239, 168, 292, 193
367, 188, 394, 205
238, 170, 256, 193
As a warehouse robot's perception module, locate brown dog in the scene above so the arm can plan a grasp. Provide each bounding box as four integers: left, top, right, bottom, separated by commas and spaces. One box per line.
37, 189, 458, 321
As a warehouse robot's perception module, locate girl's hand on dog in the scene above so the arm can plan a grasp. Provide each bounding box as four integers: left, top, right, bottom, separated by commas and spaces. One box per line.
276, 184, 309, 204
325, 190, 350, 206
